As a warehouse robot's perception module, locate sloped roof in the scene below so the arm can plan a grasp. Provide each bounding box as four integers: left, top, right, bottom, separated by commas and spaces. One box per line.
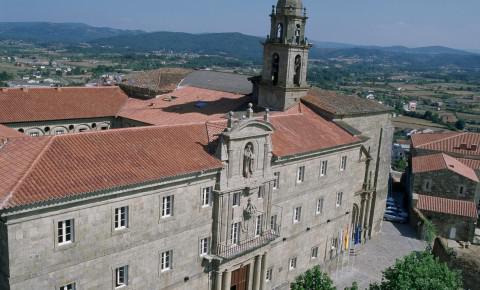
457, 158, 480, 171
179, 70, 253, 95
119, 86, 249, 125
412, 153, 479, 182
411, 132, 480, 157
302, 87, 392, 117
0, 124, 24, 138
416, 194, 478, 218
270, 105, 361, 157
0, 87, 129, 123
121, 68, 193, 92
0, 125, 222, 210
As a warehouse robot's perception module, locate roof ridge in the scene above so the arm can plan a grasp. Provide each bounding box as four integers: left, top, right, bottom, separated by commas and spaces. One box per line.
418, 132, 464, 148
0, 136, 55, 209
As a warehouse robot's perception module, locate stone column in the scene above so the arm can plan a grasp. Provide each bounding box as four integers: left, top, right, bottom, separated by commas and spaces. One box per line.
260, 252, 268, 290
363, 193, 371, 242
215, 271, 223, 290
222, 270, 231, 290
359, 195, 366, 241
252, 255, 263, 290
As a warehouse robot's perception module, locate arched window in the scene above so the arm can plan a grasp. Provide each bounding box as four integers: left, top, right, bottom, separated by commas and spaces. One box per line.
295, 24, 301, 44
276, 23, 283, 42
294, 55, 301, 86
271, 53, 280, 86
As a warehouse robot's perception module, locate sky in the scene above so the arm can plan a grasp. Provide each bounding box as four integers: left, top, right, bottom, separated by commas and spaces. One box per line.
1, 0, 479, 50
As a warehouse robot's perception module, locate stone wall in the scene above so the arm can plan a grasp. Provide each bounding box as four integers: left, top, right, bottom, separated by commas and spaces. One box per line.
341, 113, 394, 237
420, 211, 475, 242
0, 219, 9, 290
5, 174, 217, 290
412, 170, 477, 201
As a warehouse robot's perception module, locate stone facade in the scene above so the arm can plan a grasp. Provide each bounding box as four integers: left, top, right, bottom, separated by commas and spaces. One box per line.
5, 117, 115, 137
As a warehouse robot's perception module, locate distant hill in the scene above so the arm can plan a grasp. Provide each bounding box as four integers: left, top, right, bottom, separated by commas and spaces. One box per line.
0, 22, 142, 43
1, 22, 480, 69
91, 31, 264, 60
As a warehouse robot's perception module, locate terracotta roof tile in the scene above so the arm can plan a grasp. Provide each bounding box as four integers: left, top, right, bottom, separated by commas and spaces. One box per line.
119, 86, 249, 125
0, 125, 222, 210
302, 87, 392, 117
0, 124, 24, 138
456, 158, 480, 170
0, 87, 129, 123
121, 68, 193, 93
411, 132, 480, 157
416, 194, 478, 218
412, 153, 479, 182
270, 105, 360, 157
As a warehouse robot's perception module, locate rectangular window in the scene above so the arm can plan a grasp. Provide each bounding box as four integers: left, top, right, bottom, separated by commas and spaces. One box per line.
423, 180, 432, 192
266, 268, 273, 282
311, 247, 319, 259
270, 215, 278, 233
231, 222, 240, 245
232, 192, 241, 207
201, 187, 212, 207
161, 250, 172, 271
255, 214, 263, 236
162, 195, 173, 218
297, 166, 305, 183
60, 283, 76, 290
114, 206, 129, 230
293, 207, 302, 224
29, 132, 40, 137
336, 192, 343, 207
320, 160, 328, 177
54, 130, 65, 135
57, 219, 74, 245
115, 265, 128, 288
458, 185, 465, 196
258, 186, 265, 199
289, 257, 297, 270
340, 156, 347, 171
316, 198, 324, 215
273, 172, 280, 190
200, 237, 210, 256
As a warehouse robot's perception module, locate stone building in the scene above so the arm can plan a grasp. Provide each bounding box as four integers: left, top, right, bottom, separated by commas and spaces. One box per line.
409, 132, 480, 242
0, 1, 393, 290
0, 87, 128, 136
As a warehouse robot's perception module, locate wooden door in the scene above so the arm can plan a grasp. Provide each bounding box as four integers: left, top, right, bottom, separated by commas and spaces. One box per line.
230, 264, 249, 290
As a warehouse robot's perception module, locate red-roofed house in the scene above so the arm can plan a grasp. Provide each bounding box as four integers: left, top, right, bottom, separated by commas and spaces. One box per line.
409, 132, 480, 242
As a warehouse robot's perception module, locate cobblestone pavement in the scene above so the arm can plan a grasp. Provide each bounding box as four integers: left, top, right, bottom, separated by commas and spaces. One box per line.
330, 222, 426, 289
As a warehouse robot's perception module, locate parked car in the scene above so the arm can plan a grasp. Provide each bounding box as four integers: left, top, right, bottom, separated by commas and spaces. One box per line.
384, 209, 408, 223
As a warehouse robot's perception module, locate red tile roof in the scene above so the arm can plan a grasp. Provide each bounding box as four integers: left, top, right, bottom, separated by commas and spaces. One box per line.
270, 105, 361, 157
0, 124, 24, 138
457, 158, 480, 171
411, 132, 480, 157
0, 87, 129, 123
416, 194, 478, 218
0, 125, 222, 210
119, 86, 249, 125
412, 153, 479, 182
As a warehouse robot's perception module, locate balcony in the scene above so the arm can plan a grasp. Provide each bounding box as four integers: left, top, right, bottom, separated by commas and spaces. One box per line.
215, 228, 280, 260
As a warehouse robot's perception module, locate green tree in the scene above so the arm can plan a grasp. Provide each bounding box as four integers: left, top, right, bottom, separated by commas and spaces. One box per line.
291, 266, 336, 290
455, 119, 466, 130
369, 251, 463, 290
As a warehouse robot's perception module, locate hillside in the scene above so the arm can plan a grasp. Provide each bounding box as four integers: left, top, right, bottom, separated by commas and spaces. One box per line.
0, 22, 142, 43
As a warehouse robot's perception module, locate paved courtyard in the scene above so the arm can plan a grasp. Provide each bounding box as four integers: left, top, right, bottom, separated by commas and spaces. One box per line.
330, 222, 426, 289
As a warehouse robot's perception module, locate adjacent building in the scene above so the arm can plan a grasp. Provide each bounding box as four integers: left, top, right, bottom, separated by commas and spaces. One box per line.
408, 132, 480, 242
0, 1, 394, 290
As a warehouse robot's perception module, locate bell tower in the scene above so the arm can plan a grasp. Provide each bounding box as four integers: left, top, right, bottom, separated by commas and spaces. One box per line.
256, 0, 312, 111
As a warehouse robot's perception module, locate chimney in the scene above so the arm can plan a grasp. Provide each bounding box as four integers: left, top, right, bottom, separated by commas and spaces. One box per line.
21, 87, 28, 92
0, 88, 8, 92
55, 87, 62, 92
470, 144, 478, 151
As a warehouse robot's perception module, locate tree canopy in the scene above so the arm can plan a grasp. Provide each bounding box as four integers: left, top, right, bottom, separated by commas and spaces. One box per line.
369, 251, 463, 290
290, 265, 336, 290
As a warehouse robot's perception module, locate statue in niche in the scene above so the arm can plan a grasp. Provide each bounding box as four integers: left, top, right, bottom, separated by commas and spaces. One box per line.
243, 143, 255, 178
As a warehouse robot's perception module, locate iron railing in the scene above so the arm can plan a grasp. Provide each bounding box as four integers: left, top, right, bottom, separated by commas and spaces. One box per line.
216, 228, 280, 260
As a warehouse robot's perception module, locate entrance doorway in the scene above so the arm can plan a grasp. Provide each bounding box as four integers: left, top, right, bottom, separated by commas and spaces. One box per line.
230, 264, 250, 290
